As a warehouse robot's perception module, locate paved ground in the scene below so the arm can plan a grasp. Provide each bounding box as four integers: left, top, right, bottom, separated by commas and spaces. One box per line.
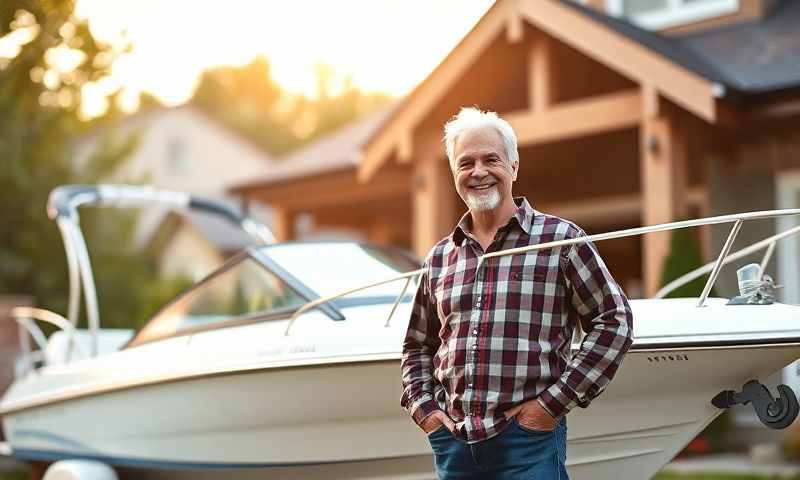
663, 453, 800, 477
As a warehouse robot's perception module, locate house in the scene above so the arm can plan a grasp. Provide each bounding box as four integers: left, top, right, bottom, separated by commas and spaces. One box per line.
231, 105, 401, 244
232, 0, 800, 305
74, 105, 274, 279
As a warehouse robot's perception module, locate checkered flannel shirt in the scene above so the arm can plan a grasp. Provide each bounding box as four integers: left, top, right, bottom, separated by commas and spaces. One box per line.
400, 197, 633, 443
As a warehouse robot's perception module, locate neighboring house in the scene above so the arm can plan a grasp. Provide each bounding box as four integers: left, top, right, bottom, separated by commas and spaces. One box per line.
231, 0, 800, 445
75, 105, 274, 279
231, 105, 401, 245
149, 209, 258, 282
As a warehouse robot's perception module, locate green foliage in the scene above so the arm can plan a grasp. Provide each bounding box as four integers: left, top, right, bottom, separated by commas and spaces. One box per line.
0, 1, 187, 330
192, 56, 392, 155
659, 227, 710, 298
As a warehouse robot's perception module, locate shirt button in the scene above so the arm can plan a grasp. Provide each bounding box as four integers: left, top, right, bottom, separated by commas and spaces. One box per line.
472, 344, 477, 350
472, 329, 478, 335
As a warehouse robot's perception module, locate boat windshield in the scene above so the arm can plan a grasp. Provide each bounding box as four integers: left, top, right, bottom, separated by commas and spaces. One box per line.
128, 256, 307, 346
259, 242, 419, 298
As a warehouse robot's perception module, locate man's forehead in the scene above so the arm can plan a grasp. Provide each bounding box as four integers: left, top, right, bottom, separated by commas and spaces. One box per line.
454, 127, 505, 154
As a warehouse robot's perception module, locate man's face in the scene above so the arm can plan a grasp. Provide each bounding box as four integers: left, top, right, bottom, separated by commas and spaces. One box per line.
451, 126, 518, 212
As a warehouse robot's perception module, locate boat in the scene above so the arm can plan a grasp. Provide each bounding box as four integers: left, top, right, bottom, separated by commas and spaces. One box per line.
2, 184, 800, 480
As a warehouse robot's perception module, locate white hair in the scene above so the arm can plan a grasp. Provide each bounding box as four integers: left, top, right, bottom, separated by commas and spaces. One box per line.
443, 107, 519, 170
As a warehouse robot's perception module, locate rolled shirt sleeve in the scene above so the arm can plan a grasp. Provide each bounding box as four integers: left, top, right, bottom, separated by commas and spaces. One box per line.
538, 228, 634, 418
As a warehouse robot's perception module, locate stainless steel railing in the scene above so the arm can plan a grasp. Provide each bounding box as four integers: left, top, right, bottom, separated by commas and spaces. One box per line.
284, 208, 800, 335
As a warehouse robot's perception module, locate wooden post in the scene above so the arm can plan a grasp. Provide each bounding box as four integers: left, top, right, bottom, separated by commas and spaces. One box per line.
529, 35, 553, 112
271, 206, 296, 242
640, 90, 689, 296
412, 156, 457, 257
368, 219, 394, 246
506, 0, 523, 43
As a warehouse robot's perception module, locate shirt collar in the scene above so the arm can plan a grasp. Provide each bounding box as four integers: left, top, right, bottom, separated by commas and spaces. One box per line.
452, 197, 536, 246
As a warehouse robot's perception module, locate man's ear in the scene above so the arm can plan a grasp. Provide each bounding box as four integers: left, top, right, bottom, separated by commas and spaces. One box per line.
512, 160, 519, 181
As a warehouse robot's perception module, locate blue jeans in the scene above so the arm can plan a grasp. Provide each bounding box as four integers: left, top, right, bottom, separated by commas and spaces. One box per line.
427, 417, 569, 480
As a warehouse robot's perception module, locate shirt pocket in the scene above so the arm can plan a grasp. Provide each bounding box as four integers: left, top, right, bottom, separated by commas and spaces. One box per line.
504, 268, 555, 319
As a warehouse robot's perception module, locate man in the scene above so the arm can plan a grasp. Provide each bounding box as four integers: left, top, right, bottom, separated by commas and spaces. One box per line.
400, 107, 634, 479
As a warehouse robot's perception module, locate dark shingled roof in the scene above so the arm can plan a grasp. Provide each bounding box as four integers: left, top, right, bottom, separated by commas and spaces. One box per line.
561, 0, 800, 103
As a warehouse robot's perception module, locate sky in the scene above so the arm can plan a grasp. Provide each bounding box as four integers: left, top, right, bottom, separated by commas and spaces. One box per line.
74, 1, 495, 115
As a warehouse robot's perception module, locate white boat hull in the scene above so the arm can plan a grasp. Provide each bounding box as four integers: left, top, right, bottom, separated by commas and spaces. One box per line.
4, 342, 799, 480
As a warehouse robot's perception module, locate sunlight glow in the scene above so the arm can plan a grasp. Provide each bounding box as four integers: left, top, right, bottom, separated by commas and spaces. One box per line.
74, 1, 495, 110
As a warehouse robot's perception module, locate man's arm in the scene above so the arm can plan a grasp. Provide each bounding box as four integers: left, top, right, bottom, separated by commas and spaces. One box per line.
537, 228, 634, 419
400, 265, 444, 427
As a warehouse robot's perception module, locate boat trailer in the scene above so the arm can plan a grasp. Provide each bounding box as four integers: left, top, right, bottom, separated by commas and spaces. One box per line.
713, 380, 800, 429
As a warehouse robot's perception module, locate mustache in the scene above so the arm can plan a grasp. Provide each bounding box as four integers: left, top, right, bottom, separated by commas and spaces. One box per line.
467, 176, 498, 188
468, 181, 497, 187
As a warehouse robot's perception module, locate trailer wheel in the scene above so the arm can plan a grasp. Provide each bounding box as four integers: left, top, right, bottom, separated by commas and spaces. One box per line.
42, 460, 118, 480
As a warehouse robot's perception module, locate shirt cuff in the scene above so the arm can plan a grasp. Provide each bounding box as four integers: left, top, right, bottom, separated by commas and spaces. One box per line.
409, 396, 441, 426
538, 380, 579, 419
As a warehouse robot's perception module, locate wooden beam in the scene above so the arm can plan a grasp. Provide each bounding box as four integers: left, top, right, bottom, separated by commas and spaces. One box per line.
271, 206, 295, 242
640, 110, 689, 296
516, 0, 719, 123
642, 84, 660, 118
506, 89, 641, 146
397, 130, 413, 163
529, 35, 553, 112
404, 128, 446, 166
251, 169, 411, 211
357, 1, 508, 182
506, 0, 523, 43
537, 188, 707, 226
412, 156, 457, 257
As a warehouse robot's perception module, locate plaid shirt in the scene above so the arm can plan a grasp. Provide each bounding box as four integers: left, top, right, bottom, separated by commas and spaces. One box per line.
400, 197, 633, 443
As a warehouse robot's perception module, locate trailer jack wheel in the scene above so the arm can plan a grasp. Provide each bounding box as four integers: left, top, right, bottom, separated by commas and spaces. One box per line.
712, 379, 799, 430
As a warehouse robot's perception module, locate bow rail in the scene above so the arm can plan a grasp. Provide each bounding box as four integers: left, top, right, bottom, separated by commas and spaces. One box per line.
284, 208, 800, 335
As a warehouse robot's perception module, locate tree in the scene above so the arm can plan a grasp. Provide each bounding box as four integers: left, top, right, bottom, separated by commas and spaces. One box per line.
0, 1, 184, 330
192, 57, 392, 155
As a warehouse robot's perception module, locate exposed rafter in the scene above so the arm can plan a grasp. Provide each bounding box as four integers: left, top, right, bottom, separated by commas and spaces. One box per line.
505, 89, 642, 146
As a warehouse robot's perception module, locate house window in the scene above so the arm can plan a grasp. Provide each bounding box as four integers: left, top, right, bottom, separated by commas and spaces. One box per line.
606, 0, 739, 30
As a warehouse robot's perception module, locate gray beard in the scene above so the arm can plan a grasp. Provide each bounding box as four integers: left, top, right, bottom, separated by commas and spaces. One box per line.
466, 187, 501, 211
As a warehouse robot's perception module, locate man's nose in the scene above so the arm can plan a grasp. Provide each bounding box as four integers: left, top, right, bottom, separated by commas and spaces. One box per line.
470, 161, 488, 178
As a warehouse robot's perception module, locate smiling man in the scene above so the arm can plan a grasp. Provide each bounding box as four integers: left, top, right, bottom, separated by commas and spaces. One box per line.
400, 107, 634, 479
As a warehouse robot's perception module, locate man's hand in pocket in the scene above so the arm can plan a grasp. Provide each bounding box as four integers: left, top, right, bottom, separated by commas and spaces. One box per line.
504, 399, 558, 432
420, 410, 456, 434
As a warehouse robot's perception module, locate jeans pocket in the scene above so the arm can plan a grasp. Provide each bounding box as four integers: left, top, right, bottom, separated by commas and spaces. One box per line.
514, 416, 555, 435
426, 424, 450, 438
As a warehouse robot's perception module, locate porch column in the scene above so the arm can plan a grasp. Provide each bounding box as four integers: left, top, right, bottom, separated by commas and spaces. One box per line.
368, 219, 394, 246
640, 94, 689, 296
412, 155, 457, 257
271, 206, 296, 242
